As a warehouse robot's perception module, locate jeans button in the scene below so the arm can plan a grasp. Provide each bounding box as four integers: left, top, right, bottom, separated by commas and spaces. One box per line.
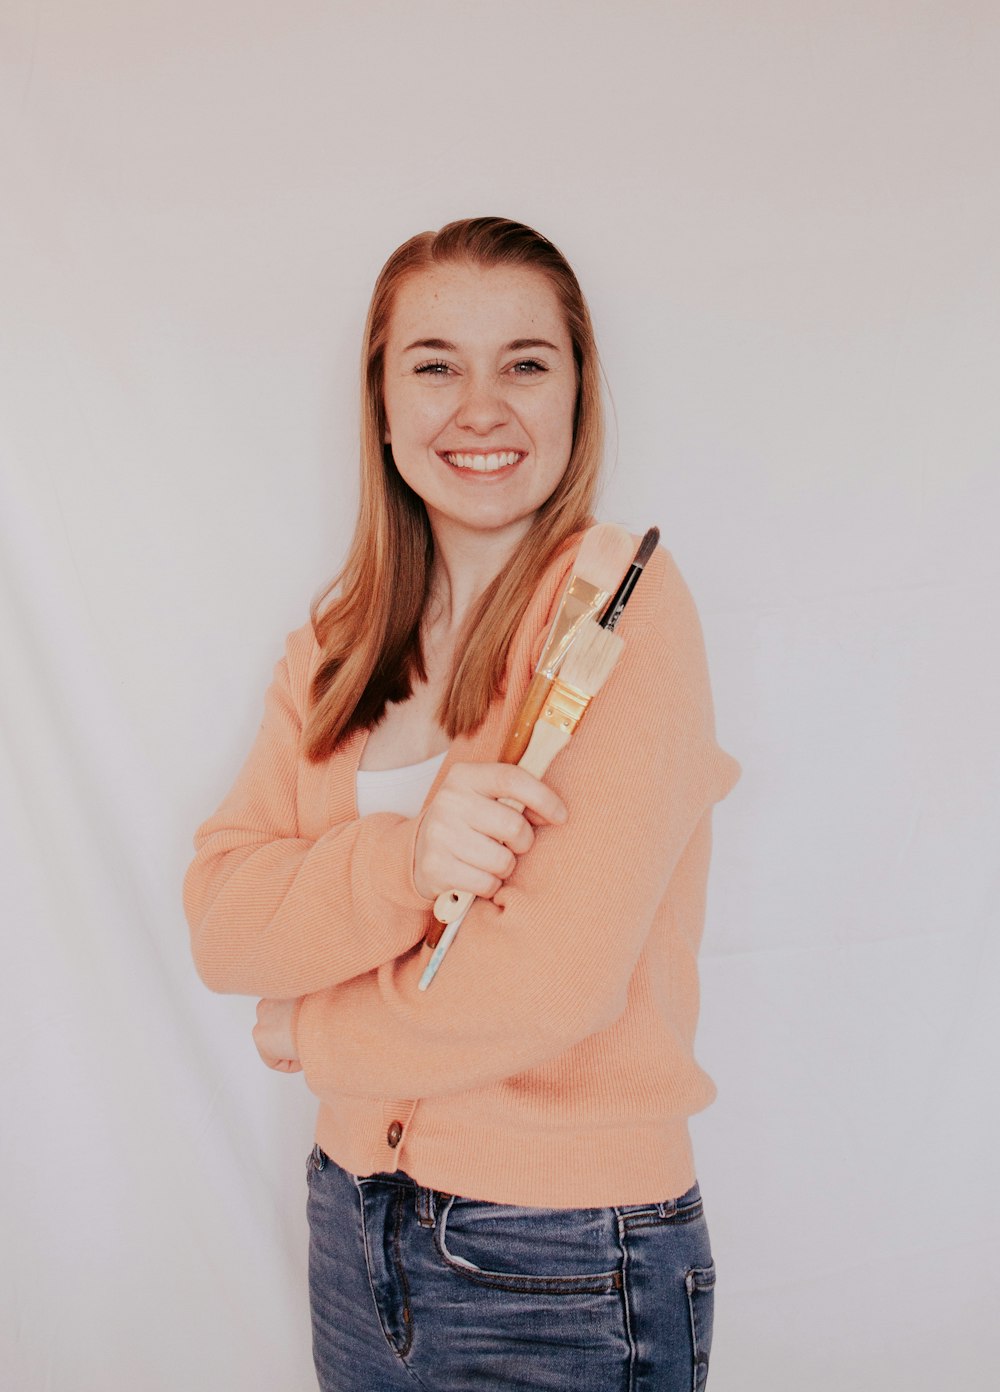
387, 1121, 403, 1148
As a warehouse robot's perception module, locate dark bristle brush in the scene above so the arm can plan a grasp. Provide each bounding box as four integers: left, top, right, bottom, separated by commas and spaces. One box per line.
598, 527, 660, 631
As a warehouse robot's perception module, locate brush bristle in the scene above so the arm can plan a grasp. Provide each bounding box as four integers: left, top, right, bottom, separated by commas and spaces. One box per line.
559, 618, 625, 697
633, 526, 660, 569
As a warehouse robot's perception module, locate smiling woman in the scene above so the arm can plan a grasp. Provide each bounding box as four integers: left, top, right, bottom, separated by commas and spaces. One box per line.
298, 218, 606, 767
383, 261, 578, 537
183, 216, 740, 1391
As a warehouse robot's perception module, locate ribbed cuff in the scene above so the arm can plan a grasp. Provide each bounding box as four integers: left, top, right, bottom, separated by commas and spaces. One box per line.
370, 809, 436, 912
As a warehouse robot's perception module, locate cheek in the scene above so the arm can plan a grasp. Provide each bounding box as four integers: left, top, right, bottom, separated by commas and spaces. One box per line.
385, 388, 448, 444
541, 384, 578, 458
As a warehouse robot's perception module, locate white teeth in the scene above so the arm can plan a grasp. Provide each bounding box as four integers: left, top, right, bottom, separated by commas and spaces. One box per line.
443, 451, 522, 472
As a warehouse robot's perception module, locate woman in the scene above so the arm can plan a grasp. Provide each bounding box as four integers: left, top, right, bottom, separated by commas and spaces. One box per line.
183, 217, 740, 1391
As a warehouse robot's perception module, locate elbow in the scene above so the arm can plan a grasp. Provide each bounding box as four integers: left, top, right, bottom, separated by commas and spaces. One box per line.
183, 859, 246, 994
188, 925, 243, 996
184, 889, 247, 996
187, 914, 316, 1000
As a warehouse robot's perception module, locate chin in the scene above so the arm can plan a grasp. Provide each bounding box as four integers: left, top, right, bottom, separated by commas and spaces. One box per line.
435, 507, 535, 537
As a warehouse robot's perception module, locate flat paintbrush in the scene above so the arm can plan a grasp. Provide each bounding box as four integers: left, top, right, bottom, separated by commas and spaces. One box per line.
496, 522, 636, 766
418, 617, 625, 990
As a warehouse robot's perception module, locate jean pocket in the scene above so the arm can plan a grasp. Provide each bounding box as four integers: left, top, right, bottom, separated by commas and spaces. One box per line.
433, 1194, 622, 1294
685, 1261, 715, 1391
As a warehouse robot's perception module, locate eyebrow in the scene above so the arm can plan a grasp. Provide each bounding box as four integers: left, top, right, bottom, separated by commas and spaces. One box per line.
401, 337, 562, 354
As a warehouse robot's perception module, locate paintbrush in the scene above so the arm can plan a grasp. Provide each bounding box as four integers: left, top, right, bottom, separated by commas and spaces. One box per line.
496, 522, 636, 766
598, 526, 660, 631
422, 523, 635, 950
418, 616, 626, 990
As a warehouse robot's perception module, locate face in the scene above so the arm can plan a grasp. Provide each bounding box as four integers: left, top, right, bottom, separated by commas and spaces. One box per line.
381, 261, 578, 548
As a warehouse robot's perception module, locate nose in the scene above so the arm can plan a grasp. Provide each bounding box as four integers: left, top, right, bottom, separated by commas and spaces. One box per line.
454, 374, 510, 435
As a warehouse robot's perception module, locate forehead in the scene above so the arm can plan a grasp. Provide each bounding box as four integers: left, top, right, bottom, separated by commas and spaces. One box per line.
387, 262, 570, 348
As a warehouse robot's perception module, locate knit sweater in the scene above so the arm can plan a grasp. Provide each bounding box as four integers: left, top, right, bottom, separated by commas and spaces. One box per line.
183, 537, 741, 1207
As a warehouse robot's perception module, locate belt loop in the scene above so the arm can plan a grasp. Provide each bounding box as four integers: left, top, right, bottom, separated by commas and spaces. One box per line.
415, 1185, 436, 1229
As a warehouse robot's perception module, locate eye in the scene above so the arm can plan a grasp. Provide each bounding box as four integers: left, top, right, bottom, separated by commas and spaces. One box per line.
511, 359, 547, 376
413, 359, 454, 377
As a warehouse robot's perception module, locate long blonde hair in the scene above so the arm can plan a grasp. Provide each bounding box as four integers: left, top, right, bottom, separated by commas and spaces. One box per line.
303, 216, 604, 763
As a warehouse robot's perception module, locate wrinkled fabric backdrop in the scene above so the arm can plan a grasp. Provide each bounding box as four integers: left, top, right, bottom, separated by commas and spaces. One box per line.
3, 3, 998, 1388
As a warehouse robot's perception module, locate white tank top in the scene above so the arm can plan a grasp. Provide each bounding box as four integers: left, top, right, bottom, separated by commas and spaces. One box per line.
355, 749, 448, 819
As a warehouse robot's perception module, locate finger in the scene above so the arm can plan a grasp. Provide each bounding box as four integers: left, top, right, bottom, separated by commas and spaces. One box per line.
461, 798, 536, 855
444, 861, 505, 900
441, 824, 518, 883
440, 765, 566, 827
483, 764, 568, 824
500, 813, 535, 855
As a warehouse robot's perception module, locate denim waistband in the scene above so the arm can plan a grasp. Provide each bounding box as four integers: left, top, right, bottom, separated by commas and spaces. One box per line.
310, 1144, 701, 1223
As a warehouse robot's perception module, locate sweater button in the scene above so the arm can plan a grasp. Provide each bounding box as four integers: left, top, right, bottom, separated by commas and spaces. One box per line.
386, 1121, 403, 1148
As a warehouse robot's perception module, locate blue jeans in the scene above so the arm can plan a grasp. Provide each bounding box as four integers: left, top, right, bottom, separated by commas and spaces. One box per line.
306, 1145, 715, 1391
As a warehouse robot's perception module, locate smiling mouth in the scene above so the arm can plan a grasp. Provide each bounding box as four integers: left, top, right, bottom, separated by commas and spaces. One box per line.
439, 450, 526, 474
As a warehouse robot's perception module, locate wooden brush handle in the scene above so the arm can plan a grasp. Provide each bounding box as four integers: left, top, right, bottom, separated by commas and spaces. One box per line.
430, 889, 474, 930
513, 717, 572, 782
430, 721, 573, 928
498, 672, 552, 764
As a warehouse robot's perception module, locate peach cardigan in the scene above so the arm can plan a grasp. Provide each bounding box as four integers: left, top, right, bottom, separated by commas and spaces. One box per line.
183, 538, 741, 1206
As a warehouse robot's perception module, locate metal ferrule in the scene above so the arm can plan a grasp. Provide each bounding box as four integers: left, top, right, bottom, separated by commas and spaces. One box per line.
540, 677, 592, 734
536, 577, 611, 680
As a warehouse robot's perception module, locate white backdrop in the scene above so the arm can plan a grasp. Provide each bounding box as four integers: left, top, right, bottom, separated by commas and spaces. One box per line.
3, 3, 998, 1388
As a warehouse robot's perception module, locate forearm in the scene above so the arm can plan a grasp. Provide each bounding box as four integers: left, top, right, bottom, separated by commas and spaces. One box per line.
184, 810, 433, 997
183, 630, 435, 999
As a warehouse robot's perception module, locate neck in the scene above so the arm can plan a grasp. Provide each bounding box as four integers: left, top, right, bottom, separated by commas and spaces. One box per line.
424, 515, 530, 636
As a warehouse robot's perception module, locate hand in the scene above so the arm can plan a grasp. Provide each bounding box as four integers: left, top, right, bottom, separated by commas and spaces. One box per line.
413, 760, 568, 902
253, 998, 303, 1073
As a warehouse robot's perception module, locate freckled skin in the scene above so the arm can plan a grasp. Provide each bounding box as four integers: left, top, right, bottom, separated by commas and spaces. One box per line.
382, 263, 578, 553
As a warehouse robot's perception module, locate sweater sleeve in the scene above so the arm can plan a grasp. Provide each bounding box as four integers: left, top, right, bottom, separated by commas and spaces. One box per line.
182, 623, 435, 999
293, 551, 741, 1100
